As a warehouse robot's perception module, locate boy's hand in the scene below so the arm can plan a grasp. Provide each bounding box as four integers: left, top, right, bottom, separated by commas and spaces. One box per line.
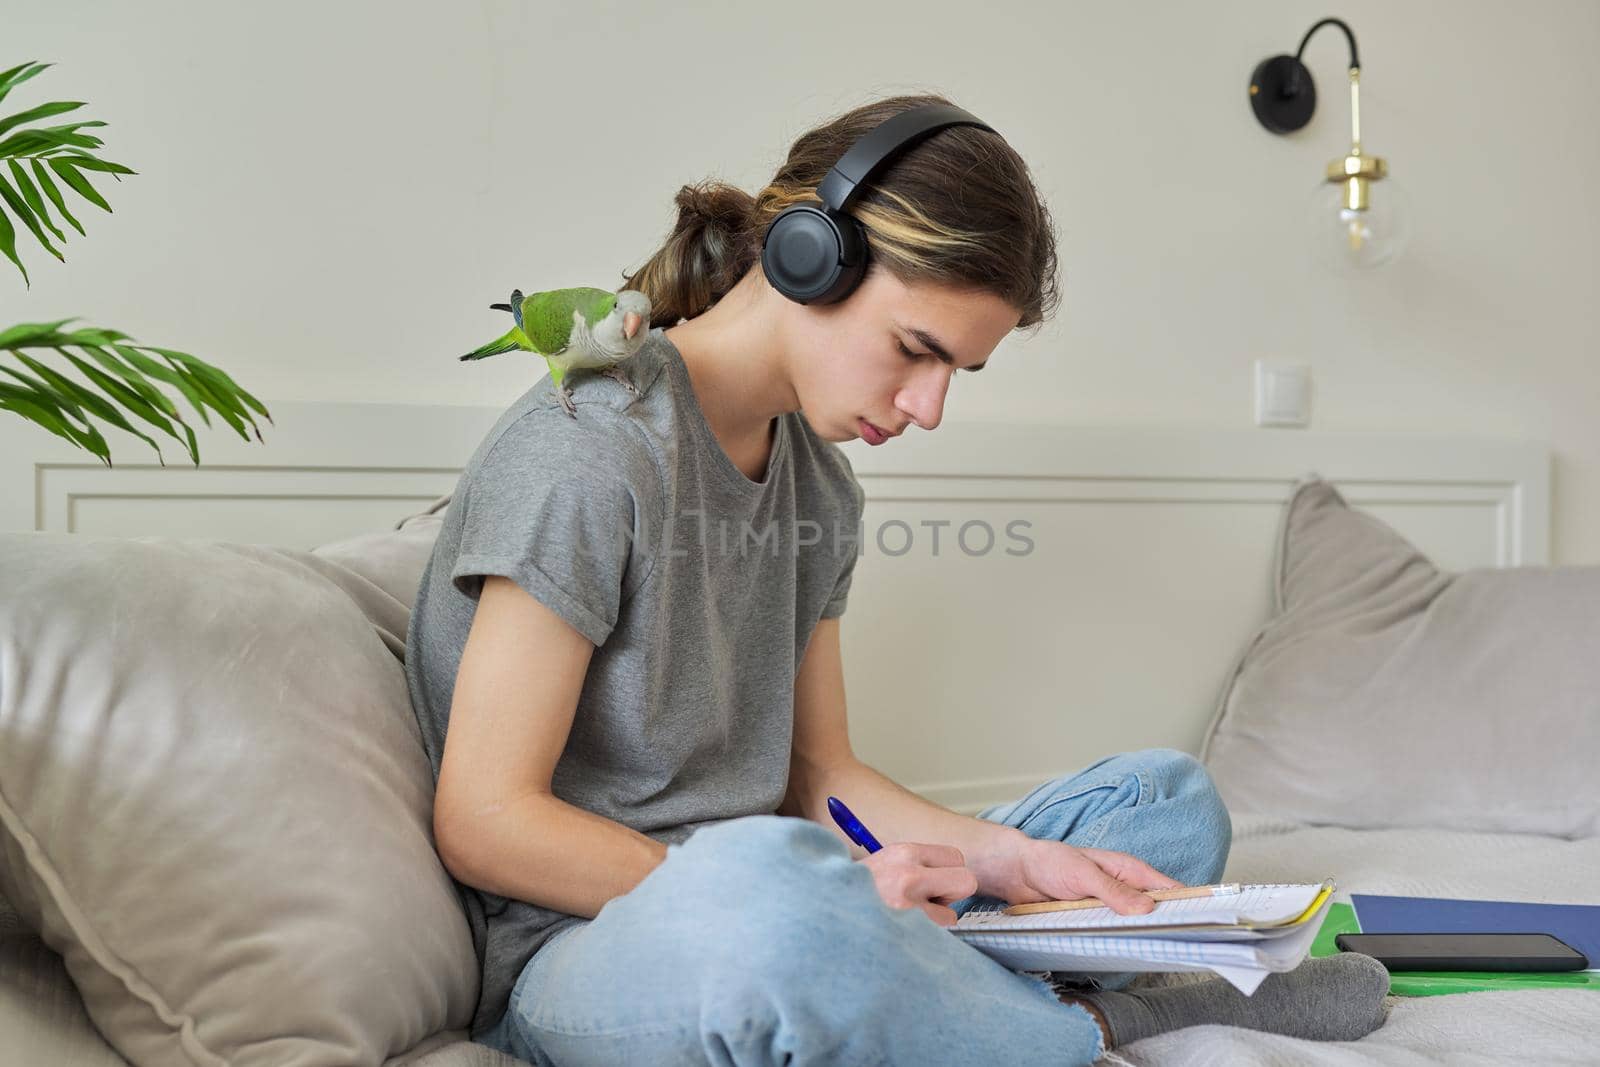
858, 842, 979, 927
991, 837, 1185, 915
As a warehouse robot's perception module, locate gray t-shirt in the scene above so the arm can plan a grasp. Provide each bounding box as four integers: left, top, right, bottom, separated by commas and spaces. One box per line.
404, 326, 865, 1035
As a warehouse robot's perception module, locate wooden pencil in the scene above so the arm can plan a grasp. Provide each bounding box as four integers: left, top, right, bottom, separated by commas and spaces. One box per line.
1001, 882, 1243, 916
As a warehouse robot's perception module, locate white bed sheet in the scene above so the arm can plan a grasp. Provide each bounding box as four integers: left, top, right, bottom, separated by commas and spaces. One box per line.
1113, 814, 1600, 1065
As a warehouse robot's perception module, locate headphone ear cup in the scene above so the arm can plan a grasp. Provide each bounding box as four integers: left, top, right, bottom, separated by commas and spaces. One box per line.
761, 205, 867, 305
823, 215, 867, 304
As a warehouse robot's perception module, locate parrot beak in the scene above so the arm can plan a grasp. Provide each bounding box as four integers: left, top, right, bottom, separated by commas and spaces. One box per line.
623, 311, 643, 340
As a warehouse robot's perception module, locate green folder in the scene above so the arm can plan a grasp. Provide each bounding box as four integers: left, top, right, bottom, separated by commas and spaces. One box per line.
1310, 902, 1600, 996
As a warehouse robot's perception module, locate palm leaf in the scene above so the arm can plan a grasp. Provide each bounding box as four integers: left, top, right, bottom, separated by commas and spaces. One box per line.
59, 350, 197, 461
29, 159, 82, 234
0, 128, 103, 155
1, 319, 271, 467
45, 158, 110, 212
0, 60, 133, 284
58, 155, 135, 177
0, 207, 23, 284
0, 99, 84, 139
150, 346, 274, 428
0, 383, 102, 456
113, 343, 236, 433
0, 62, 50, 108
10, 348, 162, 456
8, 160, 64, 241
0, 365, 110, 461
0, 171, 62, 261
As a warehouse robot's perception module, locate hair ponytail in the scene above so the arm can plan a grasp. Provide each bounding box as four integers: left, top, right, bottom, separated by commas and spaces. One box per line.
620, 180, 763, 328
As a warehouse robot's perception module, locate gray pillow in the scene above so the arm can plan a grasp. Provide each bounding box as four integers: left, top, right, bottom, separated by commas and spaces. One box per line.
1201, 477, 1600, 839
312, 494, 450, 614
0, 528, 478, 1066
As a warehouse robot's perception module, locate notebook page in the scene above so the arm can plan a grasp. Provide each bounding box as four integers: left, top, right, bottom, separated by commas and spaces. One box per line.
953, 882, 1325, 935
956, 892, 1332, 996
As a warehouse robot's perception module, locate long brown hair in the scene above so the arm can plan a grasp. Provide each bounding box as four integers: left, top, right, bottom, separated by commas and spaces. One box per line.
620, 93, 1059, 332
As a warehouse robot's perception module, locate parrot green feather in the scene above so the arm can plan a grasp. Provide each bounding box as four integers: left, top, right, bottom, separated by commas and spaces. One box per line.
460, 287, 620, 360
522, 287, 618, 353
460, 325, 531, 361
457, 286, 654, 419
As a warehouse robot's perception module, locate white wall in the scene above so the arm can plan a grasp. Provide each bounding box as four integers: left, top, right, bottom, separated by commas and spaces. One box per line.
6, 0, 1597, 562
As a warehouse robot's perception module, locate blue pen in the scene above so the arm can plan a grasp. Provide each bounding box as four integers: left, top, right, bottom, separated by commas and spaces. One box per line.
826, 796, 883, 853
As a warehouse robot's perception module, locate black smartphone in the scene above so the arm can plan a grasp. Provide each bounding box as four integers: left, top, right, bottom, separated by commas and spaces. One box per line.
1335, 932, 1589, 972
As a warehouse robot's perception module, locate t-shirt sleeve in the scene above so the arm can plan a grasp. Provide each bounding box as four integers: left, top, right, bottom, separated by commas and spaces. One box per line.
449, 408, 661, 646
819, 469, 867, 620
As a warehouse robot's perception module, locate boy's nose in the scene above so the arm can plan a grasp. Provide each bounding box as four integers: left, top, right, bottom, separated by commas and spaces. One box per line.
899, 365, 953, 432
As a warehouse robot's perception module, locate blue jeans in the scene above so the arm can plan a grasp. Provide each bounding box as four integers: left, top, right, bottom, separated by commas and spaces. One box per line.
477, 748, 1232, 1066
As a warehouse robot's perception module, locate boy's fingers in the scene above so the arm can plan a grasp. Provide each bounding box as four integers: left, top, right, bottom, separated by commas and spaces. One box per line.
1081, 848, 1184, 890
1088, 866, 1156, 915
920, 864, 980, 905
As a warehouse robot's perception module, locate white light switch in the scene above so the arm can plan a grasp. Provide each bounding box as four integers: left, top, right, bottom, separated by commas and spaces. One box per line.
1254, 360, 1312, 428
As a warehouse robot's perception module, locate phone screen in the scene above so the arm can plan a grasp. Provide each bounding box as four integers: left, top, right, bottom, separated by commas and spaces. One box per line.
1337, 932, 1588, 970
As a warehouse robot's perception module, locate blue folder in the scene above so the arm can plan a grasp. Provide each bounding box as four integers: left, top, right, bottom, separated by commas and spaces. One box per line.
1351, 894, 1600, 969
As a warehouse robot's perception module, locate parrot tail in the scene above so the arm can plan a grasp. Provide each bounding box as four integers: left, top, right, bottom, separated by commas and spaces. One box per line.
459, 326, 528, 361
488, 290, 526, 329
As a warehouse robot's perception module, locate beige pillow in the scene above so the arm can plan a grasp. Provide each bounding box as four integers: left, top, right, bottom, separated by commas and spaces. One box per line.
1201, 477, 1600, 839
312, 494, 450, 614
0, 530, 478, 1066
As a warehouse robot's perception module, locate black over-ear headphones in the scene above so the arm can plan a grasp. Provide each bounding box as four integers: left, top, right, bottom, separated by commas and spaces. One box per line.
759, 103, 996, 305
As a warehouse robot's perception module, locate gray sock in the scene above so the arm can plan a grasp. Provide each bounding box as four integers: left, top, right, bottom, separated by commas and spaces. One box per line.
1072, 953, 1390, 1047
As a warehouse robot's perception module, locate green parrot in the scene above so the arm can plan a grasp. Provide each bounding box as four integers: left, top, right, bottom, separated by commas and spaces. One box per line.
460, 287, 654, 418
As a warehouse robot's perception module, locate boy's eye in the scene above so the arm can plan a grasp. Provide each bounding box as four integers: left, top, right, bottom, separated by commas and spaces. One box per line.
899, 339, 962, 379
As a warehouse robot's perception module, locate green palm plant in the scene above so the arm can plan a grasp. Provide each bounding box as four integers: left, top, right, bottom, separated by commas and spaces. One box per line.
1, 59, 270, 467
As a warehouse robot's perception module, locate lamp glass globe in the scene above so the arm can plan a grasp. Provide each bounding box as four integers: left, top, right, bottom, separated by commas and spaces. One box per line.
1305, 176, 1411, 274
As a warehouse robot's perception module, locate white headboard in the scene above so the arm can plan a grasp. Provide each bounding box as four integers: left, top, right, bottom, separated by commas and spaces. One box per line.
0, 404, 1549, 814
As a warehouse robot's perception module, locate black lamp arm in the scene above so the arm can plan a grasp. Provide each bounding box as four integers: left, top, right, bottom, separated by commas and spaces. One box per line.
1288, 17, 1361, 96
1249, 18, 1370, 136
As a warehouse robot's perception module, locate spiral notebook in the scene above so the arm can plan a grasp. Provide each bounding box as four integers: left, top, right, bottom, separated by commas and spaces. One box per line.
951, 881, 1336, 995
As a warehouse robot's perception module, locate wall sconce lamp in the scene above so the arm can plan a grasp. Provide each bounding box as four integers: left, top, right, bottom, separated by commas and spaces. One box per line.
1250, 17, 1410, 273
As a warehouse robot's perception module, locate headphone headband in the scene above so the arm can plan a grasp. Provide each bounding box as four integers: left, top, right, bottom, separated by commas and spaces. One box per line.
816, 104, 997, 213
